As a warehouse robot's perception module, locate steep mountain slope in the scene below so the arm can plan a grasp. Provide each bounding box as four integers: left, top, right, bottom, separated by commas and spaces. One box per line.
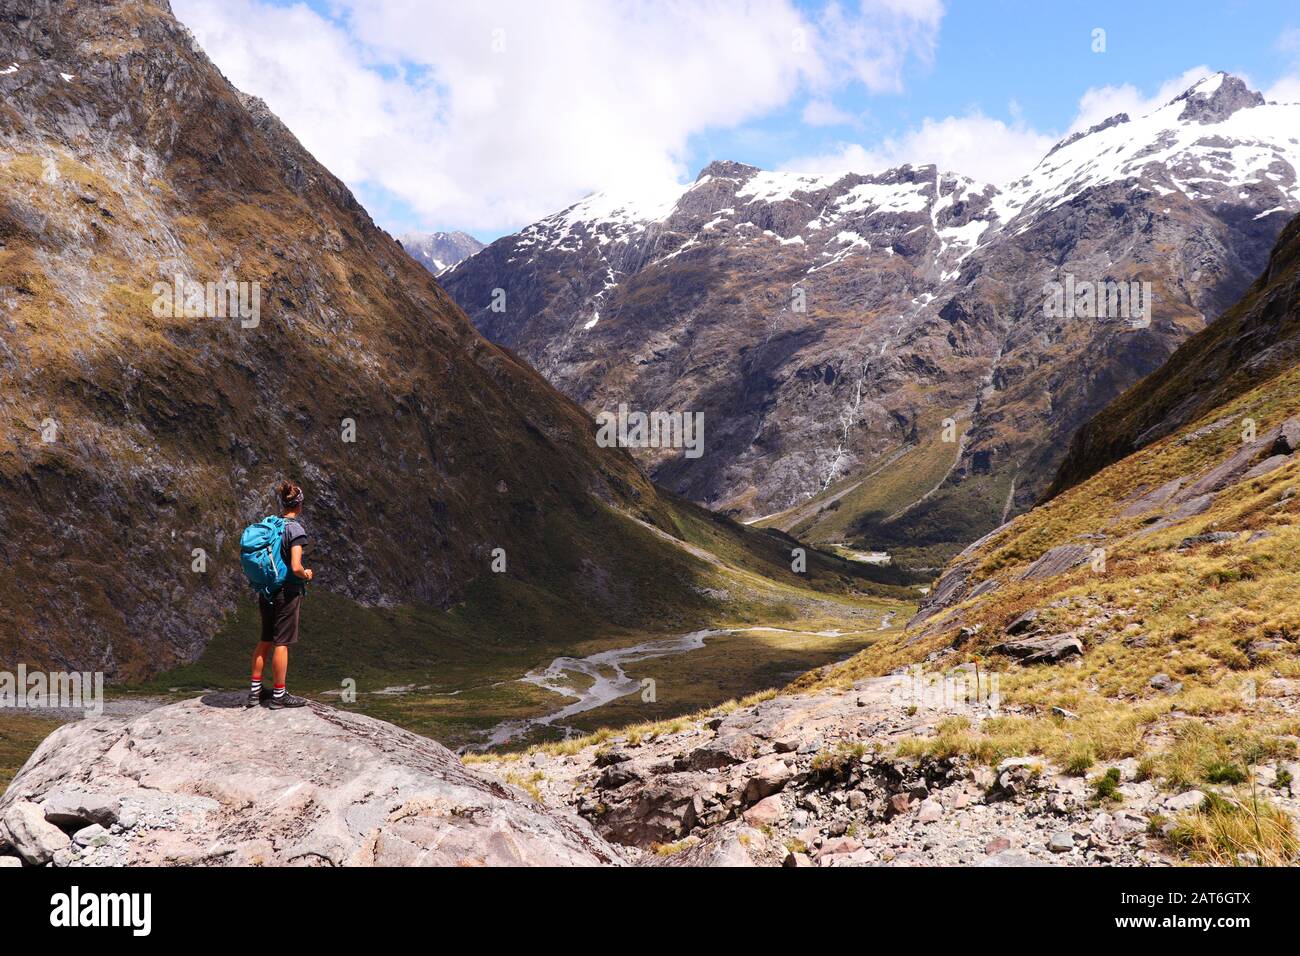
1048, 214, 1300, 497
398, 230, 484, 276
0, 0, 893, 679
793, 211, 1300, 863
444, 74, 1300, 567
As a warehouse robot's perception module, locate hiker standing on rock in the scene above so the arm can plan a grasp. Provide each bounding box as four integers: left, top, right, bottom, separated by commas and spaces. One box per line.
240, 480, 313, 709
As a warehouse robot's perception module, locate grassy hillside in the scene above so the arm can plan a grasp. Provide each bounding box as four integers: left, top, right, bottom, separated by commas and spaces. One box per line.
789, 214, 1300, 863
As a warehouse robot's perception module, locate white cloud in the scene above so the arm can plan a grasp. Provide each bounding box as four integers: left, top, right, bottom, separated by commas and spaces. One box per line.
783, 113, 1055, 186
173, 0, 945, 234
801, 99, 858, 126
813, 0, 945, 94
1065, 65, 1214, 136
1266, 75, 1300, 102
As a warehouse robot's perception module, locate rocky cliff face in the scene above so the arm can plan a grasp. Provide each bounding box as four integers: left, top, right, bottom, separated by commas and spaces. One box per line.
0, 0, 825, 677
1049, 213, 1300, 497
443, 73, 1300, 566
398, 230, 484, 276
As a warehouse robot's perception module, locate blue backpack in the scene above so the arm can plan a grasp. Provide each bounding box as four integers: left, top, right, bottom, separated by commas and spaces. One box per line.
240, 516, 288, 599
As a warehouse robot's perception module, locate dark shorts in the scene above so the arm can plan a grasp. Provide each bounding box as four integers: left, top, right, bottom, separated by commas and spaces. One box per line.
259, 590, 303, 646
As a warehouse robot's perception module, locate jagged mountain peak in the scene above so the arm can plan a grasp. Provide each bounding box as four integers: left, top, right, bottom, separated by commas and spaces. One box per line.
397, 229, 484, 276
997, 70, 1299, 228
1169, 71, 1265, 123
695, 159, 761, 182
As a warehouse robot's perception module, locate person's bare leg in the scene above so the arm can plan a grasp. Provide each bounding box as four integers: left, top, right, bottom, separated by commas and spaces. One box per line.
252, 641, 272, 681
272, 645, 289, 689
247, 640, 273, 706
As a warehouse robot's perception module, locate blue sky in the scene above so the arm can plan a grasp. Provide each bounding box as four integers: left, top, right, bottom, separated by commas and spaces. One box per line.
177, 0, 1300, 241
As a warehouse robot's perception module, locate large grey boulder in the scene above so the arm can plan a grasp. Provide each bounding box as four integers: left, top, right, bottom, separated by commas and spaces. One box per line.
992, 633, 1084, 665
0, 696, 623, 867
40, 789, 121, 828
1, 800, 70, 865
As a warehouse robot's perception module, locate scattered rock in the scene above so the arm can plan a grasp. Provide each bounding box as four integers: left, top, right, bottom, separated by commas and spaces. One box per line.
917, 799, 943, 823
1047, 831, 1074, 853
742, 795, 785, 827
816, 836, 862, 862
1263, 678, 1300, 697
1111, 812, 1147, 839
1246, 640, 1286, 662
742, 756, 793, 804
40, 789, 121, 828
1, 801, 70, 866
1177, 531, 1238, 549
1004, 609, 1041, 635
73, 823, 111, 848
985, 836, 1011, 855
1163, 790, 1206, 813
684, 735, 755, 770
992, 632, 1083, 665
982, 849, 1042, 867
593, 748, 629, 767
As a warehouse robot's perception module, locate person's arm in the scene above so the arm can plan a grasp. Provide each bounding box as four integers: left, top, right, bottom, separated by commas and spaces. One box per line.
290, 544, 314, 581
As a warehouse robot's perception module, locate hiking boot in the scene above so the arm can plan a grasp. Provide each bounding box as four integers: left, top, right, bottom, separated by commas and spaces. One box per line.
267, 691, 309, 709
245, 687, 272, 708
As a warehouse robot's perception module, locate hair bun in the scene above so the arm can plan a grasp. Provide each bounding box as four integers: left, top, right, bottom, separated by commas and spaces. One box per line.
277, 480, 304, 507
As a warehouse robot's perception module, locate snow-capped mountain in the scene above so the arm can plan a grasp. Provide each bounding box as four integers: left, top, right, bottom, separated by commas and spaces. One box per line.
399, 230, 485, 275
997, 73, 1300, 228
442, 73, 1300, 566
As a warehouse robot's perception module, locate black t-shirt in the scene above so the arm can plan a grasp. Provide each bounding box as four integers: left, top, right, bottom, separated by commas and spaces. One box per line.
280, 519, 309, 594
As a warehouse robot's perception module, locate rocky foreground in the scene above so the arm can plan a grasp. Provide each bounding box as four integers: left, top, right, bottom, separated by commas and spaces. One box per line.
472, 676, 1194, 867
0, 679, 1255, 867
0, 695, 622, 867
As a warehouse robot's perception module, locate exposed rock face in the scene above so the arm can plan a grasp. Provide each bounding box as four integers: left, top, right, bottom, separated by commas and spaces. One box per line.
444, 72, 1300, 564
1052, 201, 1300, 493
0, 0, 732, 675
0, 696, 623, 866
398, 230, 484, 276
1018, 545, 1092, 581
